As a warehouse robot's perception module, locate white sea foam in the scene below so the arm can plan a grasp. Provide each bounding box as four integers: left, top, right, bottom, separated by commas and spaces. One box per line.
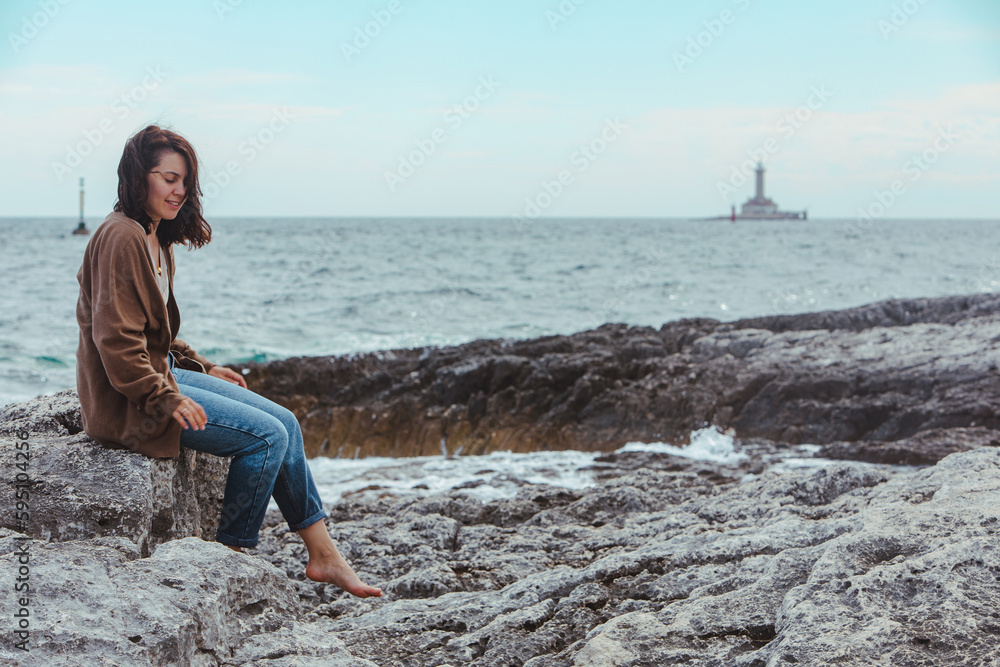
618, 426, 747, 464
298, 448, 600, 507
298, 427, 750, 509
285, 426, 913, 509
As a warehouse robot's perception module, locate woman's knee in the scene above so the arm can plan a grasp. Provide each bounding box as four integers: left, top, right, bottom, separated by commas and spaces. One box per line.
258, 416, 291, 460
273, 405, 304, 439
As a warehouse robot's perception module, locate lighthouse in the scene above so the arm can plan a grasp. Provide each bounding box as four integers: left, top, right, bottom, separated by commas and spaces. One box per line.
732, 162, 806, 220
709, 159, 808, 221
72, 177, 89, 235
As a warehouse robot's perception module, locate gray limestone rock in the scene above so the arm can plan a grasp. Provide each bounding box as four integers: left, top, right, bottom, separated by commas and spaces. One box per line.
244, 449, 1000, 666
0, 389, 230, 554
0, 537, 301, 666
0, 533, 381, 665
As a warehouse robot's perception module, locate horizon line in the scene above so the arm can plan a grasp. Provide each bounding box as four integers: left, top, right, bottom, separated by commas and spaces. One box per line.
4, 215, 1000, 223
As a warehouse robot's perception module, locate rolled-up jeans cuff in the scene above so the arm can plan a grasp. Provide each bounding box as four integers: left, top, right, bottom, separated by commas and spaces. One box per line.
216, 529, 260, 549
287, 509, 327, 532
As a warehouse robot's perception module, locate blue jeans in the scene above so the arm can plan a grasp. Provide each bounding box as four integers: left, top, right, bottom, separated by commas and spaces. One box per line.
169, 355, 326, 548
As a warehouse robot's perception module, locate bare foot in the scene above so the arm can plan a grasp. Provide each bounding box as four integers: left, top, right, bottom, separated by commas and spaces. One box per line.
298, 519, 382, 598
225, 544, 243, 553
305, 544, 382, 598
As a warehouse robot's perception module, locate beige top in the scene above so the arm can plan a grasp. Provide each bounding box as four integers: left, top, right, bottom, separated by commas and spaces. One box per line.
130, 219, 171, 323
147, 238, 170, 321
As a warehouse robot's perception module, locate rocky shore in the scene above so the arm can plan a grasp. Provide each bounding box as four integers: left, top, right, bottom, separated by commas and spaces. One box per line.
2, 293, 1000, 665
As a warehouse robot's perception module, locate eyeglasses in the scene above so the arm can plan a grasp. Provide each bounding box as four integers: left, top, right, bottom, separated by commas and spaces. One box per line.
149, 170, 184, 185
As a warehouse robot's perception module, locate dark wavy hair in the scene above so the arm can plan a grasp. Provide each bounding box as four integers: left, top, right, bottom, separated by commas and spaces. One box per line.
114, 125, 211, 248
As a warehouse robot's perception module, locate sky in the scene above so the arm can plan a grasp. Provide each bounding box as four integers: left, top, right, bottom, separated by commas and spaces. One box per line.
0, 0, 997, 219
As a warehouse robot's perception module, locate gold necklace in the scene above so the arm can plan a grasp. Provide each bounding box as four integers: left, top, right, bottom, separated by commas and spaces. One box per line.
147, 233, 162, 275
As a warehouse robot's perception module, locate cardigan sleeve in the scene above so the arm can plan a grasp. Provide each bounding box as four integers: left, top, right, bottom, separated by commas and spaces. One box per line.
170, 338, 216, 373
90, 241, 185, 419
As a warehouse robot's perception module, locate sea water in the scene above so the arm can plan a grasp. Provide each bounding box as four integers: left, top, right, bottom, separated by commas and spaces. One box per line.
1, 217, 993, 493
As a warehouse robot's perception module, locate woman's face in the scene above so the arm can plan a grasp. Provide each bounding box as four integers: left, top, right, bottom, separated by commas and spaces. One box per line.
145, 151, 188, 223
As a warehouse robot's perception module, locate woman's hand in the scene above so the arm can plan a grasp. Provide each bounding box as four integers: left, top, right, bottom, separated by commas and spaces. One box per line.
172, 396, 207, 431
209, 365, 248, 388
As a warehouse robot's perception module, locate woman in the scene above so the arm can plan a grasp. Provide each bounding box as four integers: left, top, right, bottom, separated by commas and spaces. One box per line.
76, 125, 380, 598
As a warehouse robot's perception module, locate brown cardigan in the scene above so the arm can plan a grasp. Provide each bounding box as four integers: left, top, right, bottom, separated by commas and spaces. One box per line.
76, 211, 215, 458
